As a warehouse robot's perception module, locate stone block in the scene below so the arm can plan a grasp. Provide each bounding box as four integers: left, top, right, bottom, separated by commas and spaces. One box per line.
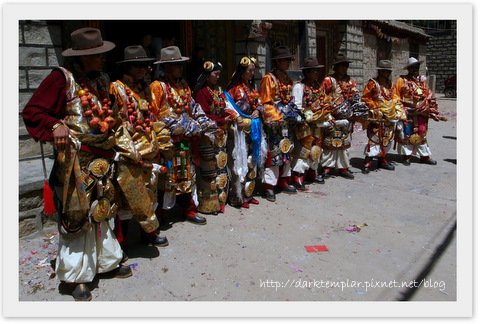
23, 23, 61, 46
23, 24, 52, 45
19, 216, 40, 237
19, 69, 27, 89
19, 118, 29, 137
27, 69, 51, 89
19, 191, 43, 212
19, 46, 46, 67
19, 24, 24, 44
257, 55, 266, 65
47, 47, 62, 66
19, 137, 53, 160
19, 92, 33, 113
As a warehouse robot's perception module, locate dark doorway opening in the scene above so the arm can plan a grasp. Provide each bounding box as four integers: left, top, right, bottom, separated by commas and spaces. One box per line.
103, 20, 184, 80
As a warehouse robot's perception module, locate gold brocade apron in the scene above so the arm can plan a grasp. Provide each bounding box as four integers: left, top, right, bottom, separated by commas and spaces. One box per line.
321, 123, 351, 150
196, 133, 228, 214
52, 68, 158, 236
366, 121, 395, 150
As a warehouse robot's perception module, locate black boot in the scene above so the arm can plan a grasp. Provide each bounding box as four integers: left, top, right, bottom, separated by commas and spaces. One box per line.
262, 184, 276, 202
339, 168, 355, 179
292, 172, 307, 191
278, 177, 297, 194
141, 231, 169, 247
379, 158, 395, 170
362, 157, 373, 174
72, 283, 92, 302
323, 167, 333, 179
420, 156, 437, 165
111, 265, 133, 279
305, 169, 325, 184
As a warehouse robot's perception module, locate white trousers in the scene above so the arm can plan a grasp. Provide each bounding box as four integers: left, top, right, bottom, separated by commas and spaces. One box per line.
395, 122, 432, 157
321, 149, 350, 169
263, 162, 292, 186
55, 219, 123, 283
397, 143, 432, 157
364, 142, 393, 158
292, 158, 319, 174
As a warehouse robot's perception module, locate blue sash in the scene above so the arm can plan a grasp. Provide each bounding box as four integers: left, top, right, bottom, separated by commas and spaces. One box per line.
224, 91, 262, 166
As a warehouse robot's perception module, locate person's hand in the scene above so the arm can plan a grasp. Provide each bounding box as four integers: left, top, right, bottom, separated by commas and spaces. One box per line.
53, 124, 70, 152
401, 100, 415, 108
415, 99, 427, 111
224, 115, 233, 123
236, 117, 244, 129
251, 110, 260, 118
216, 128, 225, 136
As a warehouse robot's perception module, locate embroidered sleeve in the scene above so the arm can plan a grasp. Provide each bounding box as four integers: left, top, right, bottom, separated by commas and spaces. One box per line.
259, 74, 283, 123
361, 80, 379, 109
149, 81, 166, 120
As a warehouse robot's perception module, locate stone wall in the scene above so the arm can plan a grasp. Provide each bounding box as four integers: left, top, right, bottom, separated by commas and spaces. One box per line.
362, 33, 377, 84
391, 38, 410, 82
19, 20, 63, 160
305, 21, 317, 58
426, 30, 456, 91
337, 21, 365, 90
390, 39, 427, 87
267, 20, 300, 71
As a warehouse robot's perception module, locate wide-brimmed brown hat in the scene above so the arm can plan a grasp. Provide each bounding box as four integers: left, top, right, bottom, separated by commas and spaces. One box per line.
271, 46, 295, 60
154, 46, 190, 64
376, 60, 393, 71
301, 57, 325, 70
62, 27, 115, 57
403, 57, 423, 69
332, 53, 352, 65
116, 45, 156, 64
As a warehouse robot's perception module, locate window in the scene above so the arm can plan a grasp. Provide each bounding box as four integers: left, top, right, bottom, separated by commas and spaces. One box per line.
409, 42, 419, 59
377, 38, 392, 61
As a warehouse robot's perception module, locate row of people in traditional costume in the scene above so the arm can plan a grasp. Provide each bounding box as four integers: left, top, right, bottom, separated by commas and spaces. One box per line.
22, 28, 445, 301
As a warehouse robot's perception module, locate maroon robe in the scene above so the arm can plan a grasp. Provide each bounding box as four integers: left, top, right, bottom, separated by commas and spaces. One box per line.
22, 69, 67, 142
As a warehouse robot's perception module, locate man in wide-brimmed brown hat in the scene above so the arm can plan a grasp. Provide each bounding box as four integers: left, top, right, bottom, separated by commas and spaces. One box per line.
291, 57, 327, 190
393, 57, 441, 165
116, 44, 156, 91
259, 46, 301, 202
150, 46, 218, 225
319, 53, 358, 180
111, 45, 171, 249
361, 59, 406, 174
22, 27, 133, 302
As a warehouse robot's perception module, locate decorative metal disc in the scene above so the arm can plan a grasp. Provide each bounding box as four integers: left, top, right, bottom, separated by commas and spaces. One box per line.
92, 198, 111, 223
216, 174, 228, 189
310, 145, 321, 161
216, 151, 228, 169
279, 138, 293, 154
88, 158, 110, 178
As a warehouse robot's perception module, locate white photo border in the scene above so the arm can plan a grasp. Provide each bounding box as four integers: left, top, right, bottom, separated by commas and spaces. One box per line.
2, 0, 473, 318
